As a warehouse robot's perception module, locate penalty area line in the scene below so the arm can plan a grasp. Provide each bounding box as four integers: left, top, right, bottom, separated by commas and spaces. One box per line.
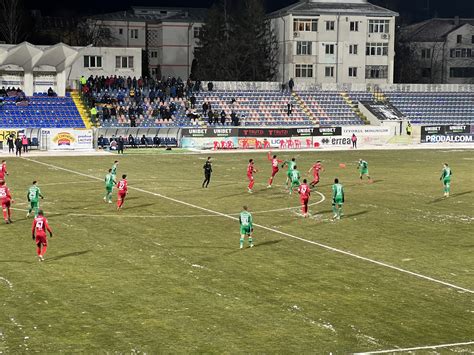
23, 158, 474, 295
355, 340, 474, 354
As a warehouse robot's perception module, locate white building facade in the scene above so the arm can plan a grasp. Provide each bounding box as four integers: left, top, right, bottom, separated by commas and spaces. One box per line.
269, 0, 398, 85
0, 42, 141, 96
91, 7, 206, 79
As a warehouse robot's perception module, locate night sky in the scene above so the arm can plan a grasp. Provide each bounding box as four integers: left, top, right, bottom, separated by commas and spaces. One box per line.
26, 0, 474, 22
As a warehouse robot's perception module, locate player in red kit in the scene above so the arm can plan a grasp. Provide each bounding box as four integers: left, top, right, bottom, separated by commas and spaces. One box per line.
117, 174, 128, 210
298, 179, 311, 218
308, 160, 324, 188
267, 152, 283, 188
247, 159, 258, 193
32, 210, 53, 261
0, 180, 13, 224
0, 160, 8, 181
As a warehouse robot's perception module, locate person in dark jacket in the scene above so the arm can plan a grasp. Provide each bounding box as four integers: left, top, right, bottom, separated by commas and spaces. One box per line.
15, 137, 22, 156
7, 134, 14, 154
117, 136, 125, 154
220, 110, 226, 125
202, 157, 212, 188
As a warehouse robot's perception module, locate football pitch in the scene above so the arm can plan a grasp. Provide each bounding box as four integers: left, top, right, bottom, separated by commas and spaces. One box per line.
0, 149, 473, 353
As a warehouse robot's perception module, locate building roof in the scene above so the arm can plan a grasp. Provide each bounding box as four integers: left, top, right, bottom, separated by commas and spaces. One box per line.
401, 18, 474, 42
94, 6, 207, 24
268, 0, 398, 18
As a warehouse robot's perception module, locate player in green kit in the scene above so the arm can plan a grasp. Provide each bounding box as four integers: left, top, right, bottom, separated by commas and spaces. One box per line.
111, 160, 119, 179
104, 169, 116, 203
282, 158, 296, 188
289, 165, 301, 195
26, 181, 44, 218
358, 159, 372, 182
332, 178, 344, 220
440, 163, 452, 197
239, 206, 254, 249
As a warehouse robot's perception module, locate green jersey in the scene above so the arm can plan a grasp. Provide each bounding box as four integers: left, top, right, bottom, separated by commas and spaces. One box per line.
239, 211, 253, 235
284, 161, 296, 172
359, 160, 368, 171
441, 167, 452, 181
332, 183, 344, 203
105, 173, 115, 188
111, 163, 118, 176
290, 169, 301, 182
28, 185, 42, 203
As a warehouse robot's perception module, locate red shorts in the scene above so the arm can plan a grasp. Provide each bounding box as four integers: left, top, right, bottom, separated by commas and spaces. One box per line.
118, 192, 127, 199
35, 234, 47, 245
1, 200, 11, 209
300, 197, 309, 205
247, 174, 253, 181
312, 175, 320, 182
271, 168, 279, 177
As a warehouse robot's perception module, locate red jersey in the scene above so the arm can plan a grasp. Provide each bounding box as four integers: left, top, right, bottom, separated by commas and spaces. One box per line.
267, 152, 282, 169
298, 183, 311, 199
247, 163, 256, 176
117, 179, 128, 194
312, 163, 323, 176
32, 216, 52, 237
0, 185, 11, 202
0, 162, 6, 179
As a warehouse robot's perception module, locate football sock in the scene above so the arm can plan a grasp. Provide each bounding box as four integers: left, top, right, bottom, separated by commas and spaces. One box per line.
338, 207, 343, 217
268, 178, 272, 185
332, 205, 337, 215
240, 238, 244, 248
2, 210, 7, 221
248, 237, 253, 246
36, 246, 41, 256
249, 181, 255, 190
41, 245, 47, 256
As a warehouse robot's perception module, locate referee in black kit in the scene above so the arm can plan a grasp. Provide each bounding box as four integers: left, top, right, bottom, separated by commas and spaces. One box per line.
202, 157, 213, 188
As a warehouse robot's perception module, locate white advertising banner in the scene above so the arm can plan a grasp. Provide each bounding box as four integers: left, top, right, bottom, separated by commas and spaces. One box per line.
41, 128, 93, 150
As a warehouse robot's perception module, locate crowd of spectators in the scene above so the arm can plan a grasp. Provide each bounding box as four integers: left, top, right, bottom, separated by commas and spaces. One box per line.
0, 87, 29, 106
79, 75, 240, 127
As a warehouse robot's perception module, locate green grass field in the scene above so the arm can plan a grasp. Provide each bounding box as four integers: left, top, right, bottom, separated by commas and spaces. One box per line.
0, 149, 473, 353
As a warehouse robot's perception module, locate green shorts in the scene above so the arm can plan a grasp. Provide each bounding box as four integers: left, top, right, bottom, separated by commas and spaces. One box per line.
291, 180, 300, 188
333, 197, 344, 205
240, 225, 252, 236
287, 171, 292, 179
30, 201, 39, 209
106, 185, 113, 193
443, 177, 451, 185
360, 169, 369, 176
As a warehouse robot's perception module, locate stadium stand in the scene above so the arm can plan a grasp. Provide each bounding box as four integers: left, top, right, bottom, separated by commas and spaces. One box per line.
0, 92, 85, 128
385, 92, 474, 125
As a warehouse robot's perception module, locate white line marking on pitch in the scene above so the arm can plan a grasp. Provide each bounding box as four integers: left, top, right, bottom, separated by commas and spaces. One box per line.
23, 158, 474, 294
0, 276, 13, 289
354, 340, 474, 354
68, 213, 221, 219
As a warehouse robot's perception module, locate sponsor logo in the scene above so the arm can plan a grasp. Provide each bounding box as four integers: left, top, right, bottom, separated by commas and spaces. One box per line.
424, 134, 474, 143
52, 132, 76, 146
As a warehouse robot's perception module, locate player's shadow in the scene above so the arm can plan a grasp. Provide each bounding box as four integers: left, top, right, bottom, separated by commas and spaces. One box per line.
343, 210, 370, 218
45, 250, 91, 262
253, 239, 283, 248
125, 203, 156, 210
370, 179, 384, 184
428, 191, 472, 204
0, 260, 34, 264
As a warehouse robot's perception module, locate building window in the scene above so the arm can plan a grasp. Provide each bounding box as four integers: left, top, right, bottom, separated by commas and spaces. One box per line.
119, 28, 123, 35
325, 66, 334, 77
450, 48, 472, 58
450, 67, 474, 78
456, 35, 462, 44
130, 29, 139, 39
368, 19, 390, 33
296, 41, 312, 55
193, 27, 202, 39
116, 56, 134, 69
366, 42, 389, 56
326, 21, 335, 31
350, 21, 359, 32
421, 68, 432, 78
150, 51, 158, 58
348, 67, 358, 77
366, 65, 388, 79
293, 18, 318, 32
349, 44, 358, 55
421, 48, 431, 59
325, 44, 335, 55
83, 55, 102, 68
295, 64, 313, 78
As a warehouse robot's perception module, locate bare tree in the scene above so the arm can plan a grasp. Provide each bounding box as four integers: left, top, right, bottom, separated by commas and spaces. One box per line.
0, 0, 26, 44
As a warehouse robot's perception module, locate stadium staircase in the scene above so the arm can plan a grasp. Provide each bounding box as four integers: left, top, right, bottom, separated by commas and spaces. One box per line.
340, 92, 369, 125
70, 90, 92, 128
292, 91, 319, 125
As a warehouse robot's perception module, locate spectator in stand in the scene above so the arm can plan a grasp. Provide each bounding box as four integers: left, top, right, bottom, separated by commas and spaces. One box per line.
287, 101, 293, 116
140, 135, 148, 147
288, 78, 295, 92
208, 82, 214, 91
98, 135, 105, 149
128, 134, 137, 148
153, 136, 161, 147
47, 87, 56, 97
190, 94, 196, 109
130, 116, 136, 128
202, 101, 209, 116
22, 134, 29, 153
0, 87, 7, 97
231, 111, 239, 126
90, 106, 97, 125
220, 110, 226, 125
208, 110, 214, 125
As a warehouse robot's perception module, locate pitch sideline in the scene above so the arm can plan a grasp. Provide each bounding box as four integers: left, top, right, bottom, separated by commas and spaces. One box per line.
355, 340, 474, 354
23, 158, 474, 294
